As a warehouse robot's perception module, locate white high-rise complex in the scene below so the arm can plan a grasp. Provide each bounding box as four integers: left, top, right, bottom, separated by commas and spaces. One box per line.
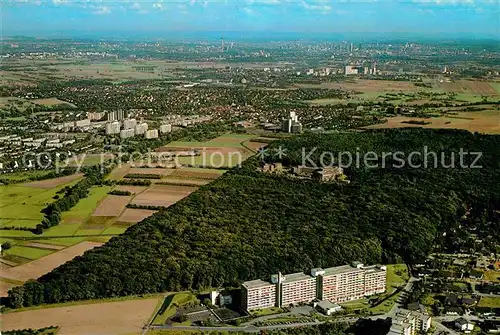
241, 262, 386, 311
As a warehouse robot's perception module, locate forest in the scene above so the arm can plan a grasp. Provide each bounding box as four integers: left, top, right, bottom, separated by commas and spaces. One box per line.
4, 129, 500, 308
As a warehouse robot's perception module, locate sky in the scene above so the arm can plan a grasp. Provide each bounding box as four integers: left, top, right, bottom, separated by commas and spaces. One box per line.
2, 0, 499, 38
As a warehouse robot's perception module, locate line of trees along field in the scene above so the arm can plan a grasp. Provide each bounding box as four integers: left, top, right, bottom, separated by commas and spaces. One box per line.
4, 129, 499, 308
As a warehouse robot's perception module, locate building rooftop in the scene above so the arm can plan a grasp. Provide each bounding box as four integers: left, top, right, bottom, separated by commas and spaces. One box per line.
316, 300, 341, 310
322, 265, 363, 276
242, 279, 273, 290
283, 272, 314, 283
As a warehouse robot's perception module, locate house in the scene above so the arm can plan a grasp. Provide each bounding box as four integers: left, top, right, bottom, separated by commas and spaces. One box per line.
314, 300, 342, 316
454, 317, 474, 333
261, 163, 283, 173
209, 290, 233, 308
312, 167, 344, 182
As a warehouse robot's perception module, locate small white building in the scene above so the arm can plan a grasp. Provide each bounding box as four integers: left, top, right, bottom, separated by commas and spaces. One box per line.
314, 300, 342, 316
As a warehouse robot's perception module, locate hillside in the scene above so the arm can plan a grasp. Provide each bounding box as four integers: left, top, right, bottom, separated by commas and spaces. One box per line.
5, 128, 500, 308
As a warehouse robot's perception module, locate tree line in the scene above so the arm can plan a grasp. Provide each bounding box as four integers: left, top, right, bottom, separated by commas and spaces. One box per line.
3, 129, 499, 308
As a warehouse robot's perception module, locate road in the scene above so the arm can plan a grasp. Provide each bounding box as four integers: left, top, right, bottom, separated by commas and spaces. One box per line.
148, 275, 473, 335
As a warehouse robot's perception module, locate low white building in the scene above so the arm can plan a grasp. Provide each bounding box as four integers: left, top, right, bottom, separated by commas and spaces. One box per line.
314, 300, 342, 316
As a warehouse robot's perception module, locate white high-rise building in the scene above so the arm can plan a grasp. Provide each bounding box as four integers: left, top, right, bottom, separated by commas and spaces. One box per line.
123, 118, 137, 130
135, 123, 148, 135
160, 124, 172, 134
120, 128, 135, 139
145, 129, 159, 139
281, 111, 302, 133
105, 121, 121, 135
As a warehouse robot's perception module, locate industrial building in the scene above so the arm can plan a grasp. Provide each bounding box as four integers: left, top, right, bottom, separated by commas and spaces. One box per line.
281, 111, 302, 133
241, 262, 386, 312
105, 121, 121, 135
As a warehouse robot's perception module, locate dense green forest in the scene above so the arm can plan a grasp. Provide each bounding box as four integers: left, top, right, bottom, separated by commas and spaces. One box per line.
4, 129, 500, 308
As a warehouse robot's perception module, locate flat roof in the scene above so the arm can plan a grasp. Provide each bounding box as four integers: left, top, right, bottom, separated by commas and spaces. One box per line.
283, 272, 314, 283
317, 300, 341, 310
242, 279, 274, 290
323, 265, 363, 276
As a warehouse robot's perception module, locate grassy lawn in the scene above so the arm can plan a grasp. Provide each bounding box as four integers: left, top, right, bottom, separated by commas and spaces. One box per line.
483, 270, 500, 282
477, 296, 500, 308
151, 292, 198, 325
386, 264, 409, 288
251, 306, 284, 317
4, 245, 54, 260
339, 299, 370, 311
58, 186, 111, 224
0, 170, 55, 182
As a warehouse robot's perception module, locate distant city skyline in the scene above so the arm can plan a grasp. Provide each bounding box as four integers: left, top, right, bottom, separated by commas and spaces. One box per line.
2, 0, 499, 38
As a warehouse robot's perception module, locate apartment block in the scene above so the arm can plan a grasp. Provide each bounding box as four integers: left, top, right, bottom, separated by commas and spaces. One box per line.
160, 124, 172, 134
363, 265, 387, 296
135, 123, 148, 135
145, 129, 159, 139
278, 272, 317, 306
241, 280, 277, 311
241, 262, 387, 312
123, 118, 137, 130
87, 111, 106, 121
105, 121, 121, 135
120, 128, 135, 139
388, 309, 431, 335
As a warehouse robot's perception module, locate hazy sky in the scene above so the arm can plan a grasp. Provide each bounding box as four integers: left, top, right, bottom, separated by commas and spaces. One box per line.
2, 0, 499, 38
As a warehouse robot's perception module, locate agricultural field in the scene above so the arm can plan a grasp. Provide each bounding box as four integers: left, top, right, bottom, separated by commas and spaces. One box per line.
303, 79, 500, 105
364, 110, 500, 134
157, 133, 264, 168
1, 295, 163, 335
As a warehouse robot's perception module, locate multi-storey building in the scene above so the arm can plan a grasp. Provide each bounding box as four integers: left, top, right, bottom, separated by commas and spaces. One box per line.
87, 111, 106, 121
145, 129, 159, 139
120, 128, 135, 139
241, 280, 277, 311
123, 118, 137, 130
388, 309, 431, 335
241, 263, 387, 312
160, 124, 172, 134
277, 272, 317, 306
135, 123, 148, 135
363, 265, 387, 296
105, 121, 121, 135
